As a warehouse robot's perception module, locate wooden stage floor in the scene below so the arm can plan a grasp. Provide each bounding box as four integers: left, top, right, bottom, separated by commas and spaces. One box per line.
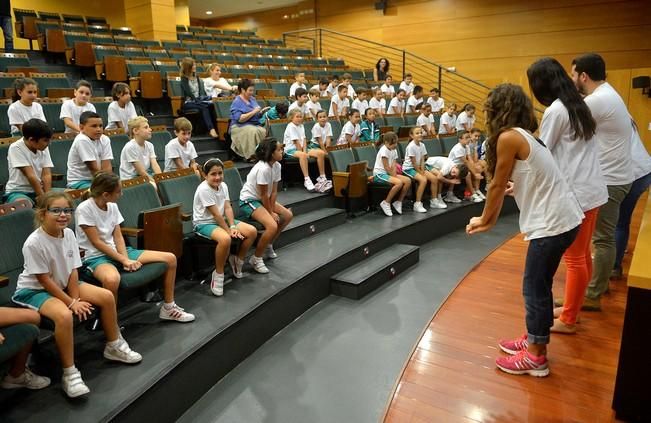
383, 195, 647, 423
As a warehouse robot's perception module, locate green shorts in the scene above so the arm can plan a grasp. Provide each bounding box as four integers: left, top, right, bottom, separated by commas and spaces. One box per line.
307, 142, 322, 151
83, 246, 144, 272
373, 173, 392, 185
13, 283, 84, 310
402, 168, 417, 178
425, 164, 433, 171
239, 199, 263, 219
2, 191, 36, 205
284, 149, 297, 159
195, 220, 241, 240
67, 180, 92, 190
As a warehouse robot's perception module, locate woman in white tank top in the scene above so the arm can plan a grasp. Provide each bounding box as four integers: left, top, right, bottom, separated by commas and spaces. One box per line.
466, 84, 583, 378
527, 57, 607, 334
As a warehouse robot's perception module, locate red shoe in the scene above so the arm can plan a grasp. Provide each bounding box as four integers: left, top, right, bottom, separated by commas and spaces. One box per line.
498, 333, 528, 355
495, 350, 549, 377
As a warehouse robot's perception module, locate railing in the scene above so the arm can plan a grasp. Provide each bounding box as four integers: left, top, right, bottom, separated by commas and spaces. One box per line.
283, 28, 498, 127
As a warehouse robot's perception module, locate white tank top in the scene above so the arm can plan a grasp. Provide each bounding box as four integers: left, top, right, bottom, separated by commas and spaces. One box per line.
510, 128, 584, 240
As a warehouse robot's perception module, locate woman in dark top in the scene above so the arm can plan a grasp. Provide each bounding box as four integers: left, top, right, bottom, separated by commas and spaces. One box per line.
180, 57, 218, 138
373, 58, 390, 83
229, 79, 269, 161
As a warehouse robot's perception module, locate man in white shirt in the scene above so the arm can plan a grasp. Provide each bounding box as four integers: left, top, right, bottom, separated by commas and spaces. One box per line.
570, 53, 634, 310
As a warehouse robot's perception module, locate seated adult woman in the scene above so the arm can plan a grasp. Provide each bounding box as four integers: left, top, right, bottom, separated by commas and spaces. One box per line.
203, 63, 237, 98
229, 79, 269, 161
180, 57, 219, 139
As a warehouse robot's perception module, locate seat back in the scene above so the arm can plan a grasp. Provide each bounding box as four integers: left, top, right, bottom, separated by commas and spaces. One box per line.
397, 141, 409, 161
422, 139, 443, 157
0, 204, 35, 306
0, 143, 9, 186
110, 134, 130, 170
330, 119, 342, 140
39, 99, 65, 133
328, 147, 356, 172
384, 115, 405, 133
47, 138, 73, 184
352, 144, 376, 173
269, 81, 289, 97
214, 100, 232, 119
0, 53, 31, 72
155, 169, 201, 236
151, 129, 172, 168
92, 97, 112, 125
440, 135, 458, 155
222, 163, 244, 217
268, 120, 287, 141
116, 176, 162, 230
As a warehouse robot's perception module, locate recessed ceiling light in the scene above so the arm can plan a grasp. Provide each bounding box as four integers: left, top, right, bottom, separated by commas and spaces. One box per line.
206, 11, 213, 15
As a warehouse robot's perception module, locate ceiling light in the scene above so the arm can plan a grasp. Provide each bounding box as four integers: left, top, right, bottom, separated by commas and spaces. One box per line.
206, 11, 213, 15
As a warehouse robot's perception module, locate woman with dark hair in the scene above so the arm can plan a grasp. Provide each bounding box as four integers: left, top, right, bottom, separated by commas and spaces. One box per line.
527, 57, 607, 334
229, 79, 269, 161
373, 58, 390, 82
466, 83, 583, 377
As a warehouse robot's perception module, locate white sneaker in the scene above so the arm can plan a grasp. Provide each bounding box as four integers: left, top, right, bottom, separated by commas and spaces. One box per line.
228, 255, 244, 278
391, 201, 403, 215
444, 192, 461, 203
380, 200, 393, 216
249, 255, 269, 273
430, 198, 447, 209
209, 271, 224, 296
62, 368, 90, 398
304, 178, 316, 192
265, 244, 278, 259
476, 190, 486, 199
103, 339, 142, 364
471, 193, 484, 203
1, 368, 50, 390
413, 201, 427, 213
322, 179, 332, 192
159, 303, 195, 322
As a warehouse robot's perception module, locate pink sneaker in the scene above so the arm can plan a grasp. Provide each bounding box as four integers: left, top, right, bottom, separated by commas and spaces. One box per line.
498, 333, 528, 355
495, 350, 549, 377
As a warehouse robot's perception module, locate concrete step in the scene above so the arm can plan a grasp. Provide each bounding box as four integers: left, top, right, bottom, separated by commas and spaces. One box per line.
330, 244, 420, 299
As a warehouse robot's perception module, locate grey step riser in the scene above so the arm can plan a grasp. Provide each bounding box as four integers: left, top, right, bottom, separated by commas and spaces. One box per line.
274, 211, 347, 249
281, 193, 335, 216
331, 248, 420, 300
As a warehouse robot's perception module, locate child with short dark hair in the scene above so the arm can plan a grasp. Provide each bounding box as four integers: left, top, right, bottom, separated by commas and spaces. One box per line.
326, 75, 339, 97
406, 85, 424, 113
427, 88, 445, 113
373, 132, 411, 216
328, 85, 350, 117
360, 108, 380, 143
66, 111, 113, 190
387, 89, 407, 115
447, 131, 483, 203
339, 73, 356, 99
310, 79, 330, 97
337, 108, 361, 145
164, 117, 199, 173
381, 74, 395, 98
60, 80, 96, 133
310, 110, 333, 150
288, 87, 310, 116
106, 82, 137, 130
306, 88, 323, 119
3, 119, 53, 204
352, 90, 369, 116
400, 73, 415, 96
289, 72, 307, 98
260, 102, 289, 125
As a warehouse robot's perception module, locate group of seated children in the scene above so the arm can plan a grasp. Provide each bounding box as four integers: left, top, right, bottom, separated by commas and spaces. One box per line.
373, 128, 486, 217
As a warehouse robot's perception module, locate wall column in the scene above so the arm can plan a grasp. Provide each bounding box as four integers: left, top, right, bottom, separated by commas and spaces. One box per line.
123, 0, 177, 41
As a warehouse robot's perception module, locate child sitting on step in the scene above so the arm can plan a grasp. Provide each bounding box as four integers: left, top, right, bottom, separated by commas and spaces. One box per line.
373, 132, 411, 217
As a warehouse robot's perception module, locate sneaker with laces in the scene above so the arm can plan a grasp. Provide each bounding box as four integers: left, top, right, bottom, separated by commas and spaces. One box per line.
444, 192, 461, 203
209, 270, 224, 296
265, 244, 278, 259
62, 368, 90, 398
103, 339, 143, 364
391, 201, 403, 214
322, 179, 333, 191
471, 193, 484, 203
304, 178, 316, 192
1, 368, 51, 390
498, 333, 528, 355
477, 190, 486, 199
159, 303, 195, 322
314, 178, 326, 193
413, 201, 427, 213
380, 200, 393, 216
228, 255, 244, 278
249, 255, 269, 273
495, 350, 549, 377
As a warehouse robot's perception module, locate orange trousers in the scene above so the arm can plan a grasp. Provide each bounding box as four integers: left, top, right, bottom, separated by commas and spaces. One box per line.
559, 207, 600, 325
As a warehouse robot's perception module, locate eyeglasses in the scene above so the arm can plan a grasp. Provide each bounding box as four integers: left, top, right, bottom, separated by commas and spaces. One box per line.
47, 207, 75, 215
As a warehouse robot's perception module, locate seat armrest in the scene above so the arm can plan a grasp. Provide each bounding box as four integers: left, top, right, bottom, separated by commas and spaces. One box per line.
181, 212, 192, 221
121, 227, 144, 237
51, 173, 64, 181
0, 275, 9, 288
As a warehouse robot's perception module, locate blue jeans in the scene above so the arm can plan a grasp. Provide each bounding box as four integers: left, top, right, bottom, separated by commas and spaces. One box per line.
0, 16, 13, 51
183, 101, 217, 132
523, 226, 579, 345
614, 172, 651, 269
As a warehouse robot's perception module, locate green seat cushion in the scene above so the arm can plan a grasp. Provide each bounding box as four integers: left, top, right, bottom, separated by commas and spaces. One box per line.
0, 323, 39, 364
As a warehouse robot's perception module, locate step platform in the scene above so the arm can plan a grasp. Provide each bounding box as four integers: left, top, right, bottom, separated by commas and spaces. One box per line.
331, 244, 419, 300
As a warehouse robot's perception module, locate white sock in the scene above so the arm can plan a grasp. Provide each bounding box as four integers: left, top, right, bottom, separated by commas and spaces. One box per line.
304, 176, 310, 181
107, 338, 121, 347
164, 302, 175, 309
63, 366, 77, 375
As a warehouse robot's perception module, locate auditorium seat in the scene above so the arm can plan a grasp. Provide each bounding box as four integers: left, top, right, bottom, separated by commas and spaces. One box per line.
440, 135, 458, 155
32, 72, 73, 98
39, 98, 66, 133
0, 201, 36, 307
0, 54, 31, 72
423, 139, 443, 157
